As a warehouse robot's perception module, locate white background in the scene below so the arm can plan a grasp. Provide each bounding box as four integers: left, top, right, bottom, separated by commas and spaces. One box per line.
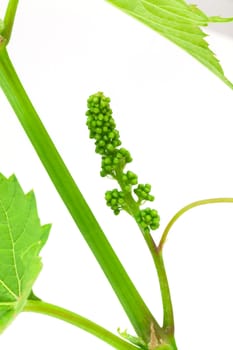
0, 1, 233, 349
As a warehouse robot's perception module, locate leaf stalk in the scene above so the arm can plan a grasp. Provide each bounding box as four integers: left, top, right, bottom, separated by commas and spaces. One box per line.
23, 300, 140, 350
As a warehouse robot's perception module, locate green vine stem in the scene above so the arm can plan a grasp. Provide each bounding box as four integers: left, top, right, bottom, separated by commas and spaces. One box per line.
143, 231, 174, 334
0, 44, 161, 342
23, 300, 140, 350
159, 197, 233, 251
1, 0, 18, 43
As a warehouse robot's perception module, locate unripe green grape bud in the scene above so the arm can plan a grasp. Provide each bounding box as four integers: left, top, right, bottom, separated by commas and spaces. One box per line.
103, 126, 109, 133
112, 190, 119, 198
95, 134, 101, 141
92, 96, 99, 104
127, 171, 135, 179
93, 107, 99, 114
126, 171, 138, 185
105, 165, 112, 173
106, 144, 115, 152
105, 191, 112, 201
98, 140, 105, 148
151, 209, 158, 217
113, 158, 120, 165
114, 209, 120, 215
145, 214, 152, 223
130, 178, 138, 185
104, 157, 112, 165
108, 131, 115, 139
144, 184, 151, 192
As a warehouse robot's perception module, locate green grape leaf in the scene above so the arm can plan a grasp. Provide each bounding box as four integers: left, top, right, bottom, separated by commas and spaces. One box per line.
106, 0, 233, 89
0, 174, 51, 333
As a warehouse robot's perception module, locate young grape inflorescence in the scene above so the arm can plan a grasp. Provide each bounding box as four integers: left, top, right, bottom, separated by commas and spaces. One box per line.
86, 92, 160, 233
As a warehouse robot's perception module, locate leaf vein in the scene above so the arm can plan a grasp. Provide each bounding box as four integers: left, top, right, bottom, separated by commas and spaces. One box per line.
0, 279, 18, 300
0, 199, 21, 297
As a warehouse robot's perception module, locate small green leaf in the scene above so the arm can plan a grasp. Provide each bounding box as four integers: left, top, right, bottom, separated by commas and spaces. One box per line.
0, 174, 50, 333
118, 328, 147, 349
106, 0, 233, 89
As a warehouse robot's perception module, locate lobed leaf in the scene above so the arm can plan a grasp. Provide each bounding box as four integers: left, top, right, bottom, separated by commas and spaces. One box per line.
106, 0, 233, 89
0, 174, 50, 333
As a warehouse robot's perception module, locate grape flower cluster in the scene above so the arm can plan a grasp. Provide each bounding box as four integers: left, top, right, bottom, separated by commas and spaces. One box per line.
86, 92, 160, 233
